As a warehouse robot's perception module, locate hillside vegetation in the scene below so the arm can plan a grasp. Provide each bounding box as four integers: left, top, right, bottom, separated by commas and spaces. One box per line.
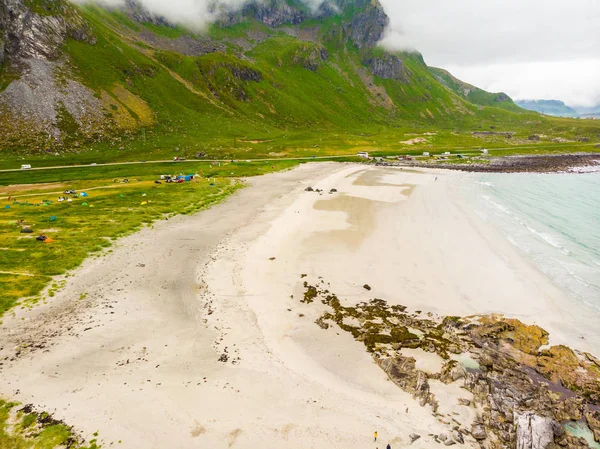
0, 0, 599, 162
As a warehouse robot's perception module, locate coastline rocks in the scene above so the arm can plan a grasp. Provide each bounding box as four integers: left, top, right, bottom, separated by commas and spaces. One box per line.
439, 360, 467, 384
470, 421, 487, 441
409, 433, 421, 444
299, 284, 600, 449
515, 412, 562, 449
408, 153, 600, 174
378, 357, 436, 408
585, 408, 600, 442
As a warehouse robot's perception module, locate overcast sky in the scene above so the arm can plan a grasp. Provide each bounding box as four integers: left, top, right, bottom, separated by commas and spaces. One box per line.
85, 0, 600, 106
379, 0, 600, 107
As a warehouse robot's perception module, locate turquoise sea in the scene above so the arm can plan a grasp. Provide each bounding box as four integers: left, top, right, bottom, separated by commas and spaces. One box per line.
464, 171, 600, 314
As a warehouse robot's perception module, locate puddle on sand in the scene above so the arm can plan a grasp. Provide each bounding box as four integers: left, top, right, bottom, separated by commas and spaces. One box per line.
350, 168, 416, 194
564, 421, 600, 449
309, 195, 378, 249
451, 352, 480, 371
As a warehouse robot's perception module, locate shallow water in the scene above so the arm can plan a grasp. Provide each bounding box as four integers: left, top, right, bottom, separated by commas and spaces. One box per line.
463, 172, 600, 326
564, 421, 600, 449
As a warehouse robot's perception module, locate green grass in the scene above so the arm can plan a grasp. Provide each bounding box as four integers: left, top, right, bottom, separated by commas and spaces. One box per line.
0, 399, 99, 449
429, 66, 522, 112
0, 161, 303, 316
3, 2, 599, 160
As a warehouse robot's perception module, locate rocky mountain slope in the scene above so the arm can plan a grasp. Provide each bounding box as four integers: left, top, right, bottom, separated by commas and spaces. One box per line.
429, 67, 520, 112
0, 0, 566, 154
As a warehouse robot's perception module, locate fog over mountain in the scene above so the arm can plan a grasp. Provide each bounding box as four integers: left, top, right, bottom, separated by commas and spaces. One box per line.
78, 0, 336, 28
379, 0, 600, 107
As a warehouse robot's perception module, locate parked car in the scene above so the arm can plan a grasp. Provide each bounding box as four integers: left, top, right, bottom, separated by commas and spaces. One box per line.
64, 189, 76, 195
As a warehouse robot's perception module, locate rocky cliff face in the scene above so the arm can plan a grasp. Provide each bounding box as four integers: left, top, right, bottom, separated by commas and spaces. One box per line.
123, 0, 171, 26
348, 0, 389, 48
0, 0, 94, 63
0, 0, 157, 151
515, 413, 562, 449
365, 54, 409, 82
242, 1, 306, 27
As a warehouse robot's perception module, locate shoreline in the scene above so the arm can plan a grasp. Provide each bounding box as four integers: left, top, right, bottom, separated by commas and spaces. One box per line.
383, 152, 600, 173
0, 163, 598, 448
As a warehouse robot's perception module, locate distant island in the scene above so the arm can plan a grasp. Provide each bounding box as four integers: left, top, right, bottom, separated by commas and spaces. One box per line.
516, 99, 600, 118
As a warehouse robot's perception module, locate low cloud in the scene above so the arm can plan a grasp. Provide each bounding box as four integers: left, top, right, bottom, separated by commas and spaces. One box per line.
77, 0, 600, 106
379, 0, 600, 106
80, 0, 332, 30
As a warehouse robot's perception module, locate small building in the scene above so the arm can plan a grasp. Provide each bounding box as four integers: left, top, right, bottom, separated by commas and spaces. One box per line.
423, 152, 430, 157
443, 151, 451, 155
357, 152, 369, 159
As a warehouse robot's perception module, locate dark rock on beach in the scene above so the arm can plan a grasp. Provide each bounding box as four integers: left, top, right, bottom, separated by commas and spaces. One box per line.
299, 281, 600, 449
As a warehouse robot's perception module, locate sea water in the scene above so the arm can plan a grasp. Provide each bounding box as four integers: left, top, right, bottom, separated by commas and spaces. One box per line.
463, 171, 600, 314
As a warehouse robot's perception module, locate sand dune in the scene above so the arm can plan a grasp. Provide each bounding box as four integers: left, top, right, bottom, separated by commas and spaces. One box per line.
0, 163, 593, 448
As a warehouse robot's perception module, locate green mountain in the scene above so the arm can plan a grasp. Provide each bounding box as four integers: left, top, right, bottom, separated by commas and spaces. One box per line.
0, 0, 594, 157
429, 67, 520, 112
515, 100, 578, 117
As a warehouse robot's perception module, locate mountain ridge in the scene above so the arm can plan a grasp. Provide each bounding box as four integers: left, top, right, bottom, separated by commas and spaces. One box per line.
515, 99, 578, 117
1, 0, 593, 156
516, 99, 600, 119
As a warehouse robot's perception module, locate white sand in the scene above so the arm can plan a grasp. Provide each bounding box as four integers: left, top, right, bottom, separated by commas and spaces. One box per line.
0, 163, 595, 448
400, 349, 445, 374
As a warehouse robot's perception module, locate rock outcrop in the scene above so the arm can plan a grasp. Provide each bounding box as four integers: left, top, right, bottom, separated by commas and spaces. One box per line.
300, 281, 600, 449
242, 1, 306, 27
515, 412, 562, 449
585, 408, 600, 443
365, 54, 409, 82
347, 0, 389, 48
292, 44, 329, 71
0, 0, 94, 63
0, 0, 158, 151
124, 0, 172, 26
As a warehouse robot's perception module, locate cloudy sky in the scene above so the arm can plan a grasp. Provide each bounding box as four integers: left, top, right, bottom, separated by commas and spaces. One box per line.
379, 0, 600, 107
86, 0, 600, 107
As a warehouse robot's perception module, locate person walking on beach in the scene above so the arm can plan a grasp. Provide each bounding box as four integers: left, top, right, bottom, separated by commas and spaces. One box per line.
374, 431, 378, 442
387, 444, 392, 449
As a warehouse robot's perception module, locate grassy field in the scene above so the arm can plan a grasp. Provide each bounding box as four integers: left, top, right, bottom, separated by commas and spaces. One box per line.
0, 399, 100, 449
0, 160, 302, 317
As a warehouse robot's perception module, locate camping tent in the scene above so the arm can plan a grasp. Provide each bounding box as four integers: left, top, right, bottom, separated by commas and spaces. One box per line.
80, 192, 88, 197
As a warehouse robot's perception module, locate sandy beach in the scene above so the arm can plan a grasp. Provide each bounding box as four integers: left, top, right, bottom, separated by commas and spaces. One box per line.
0, 163, 596, 449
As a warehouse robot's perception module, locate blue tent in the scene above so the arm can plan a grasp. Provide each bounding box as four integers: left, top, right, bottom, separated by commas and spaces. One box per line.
80, 192, 88, 197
